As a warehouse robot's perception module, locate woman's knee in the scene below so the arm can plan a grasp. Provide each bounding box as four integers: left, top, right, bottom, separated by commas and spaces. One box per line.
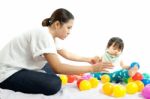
43, 75, 61, 95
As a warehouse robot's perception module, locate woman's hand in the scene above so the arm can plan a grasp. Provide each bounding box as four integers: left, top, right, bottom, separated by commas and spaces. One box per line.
88, 56, 102, 64
91, 61, 113, 73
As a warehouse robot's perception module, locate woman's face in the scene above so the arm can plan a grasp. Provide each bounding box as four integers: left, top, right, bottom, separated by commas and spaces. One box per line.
56, 19, 74, 40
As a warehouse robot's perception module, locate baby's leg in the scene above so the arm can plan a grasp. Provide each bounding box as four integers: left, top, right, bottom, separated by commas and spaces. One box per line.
91, 72, 109, 80
110, 69, 129, 83
91, 72, 102, 80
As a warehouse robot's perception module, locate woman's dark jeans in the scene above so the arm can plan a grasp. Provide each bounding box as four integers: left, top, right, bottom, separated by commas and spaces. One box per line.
0, 63, 61, 95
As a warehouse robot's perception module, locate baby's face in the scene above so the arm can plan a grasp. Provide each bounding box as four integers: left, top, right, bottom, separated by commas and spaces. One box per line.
107, 45, 122, 57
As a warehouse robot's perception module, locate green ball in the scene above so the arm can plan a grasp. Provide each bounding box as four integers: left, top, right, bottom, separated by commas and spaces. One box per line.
142, 73, 150, 79
123, 78, 128, 84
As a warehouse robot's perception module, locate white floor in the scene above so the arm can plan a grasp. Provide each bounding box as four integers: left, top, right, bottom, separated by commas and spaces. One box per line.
0, 82, 145, 99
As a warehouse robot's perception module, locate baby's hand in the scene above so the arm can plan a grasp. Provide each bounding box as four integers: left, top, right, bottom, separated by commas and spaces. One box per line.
92, 61, 113, 73
90, 56, 102, 64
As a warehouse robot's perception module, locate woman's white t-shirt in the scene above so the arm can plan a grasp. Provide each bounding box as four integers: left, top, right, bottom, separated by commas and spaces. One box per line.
0, 28, 61, 83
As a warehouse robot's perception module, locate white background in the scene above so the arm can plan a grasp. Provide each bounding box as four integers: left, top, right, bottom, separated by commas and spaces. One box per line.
0, 0, 150, 72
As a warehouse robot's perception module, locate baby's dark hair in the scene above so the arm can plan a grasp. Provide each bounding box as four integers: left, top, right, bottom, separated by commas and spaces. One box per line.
42, 8, 74, 27
107, 37, 124, 51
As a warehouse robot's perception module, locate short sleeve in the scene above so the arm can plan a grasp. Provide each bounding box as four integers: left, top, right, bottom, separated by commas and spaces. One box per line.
30, 29, 57, 59
55, 38, 64, 50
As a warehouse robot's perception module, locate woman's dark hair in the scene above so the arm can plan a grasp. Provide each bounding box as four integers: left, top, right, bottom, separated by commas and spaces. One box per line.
42, 8, 74, 27
107, 37, 124, 51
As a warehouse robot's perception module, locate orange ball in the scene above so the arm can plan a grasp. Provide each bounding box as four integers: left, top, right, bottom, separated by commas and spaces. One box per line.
132, 72, 143, 80
102, 82, 114, 95
101, 74, 110, 83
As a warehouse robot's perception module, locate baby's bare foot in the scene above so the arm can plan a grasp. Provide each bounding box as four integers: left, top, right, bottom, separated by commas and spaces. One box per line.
128, 66, 138, 77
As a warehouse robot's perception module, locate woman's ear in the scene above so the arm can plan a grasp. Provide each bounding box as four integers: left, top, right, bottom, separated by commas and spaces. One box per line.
54, 21, 61, 29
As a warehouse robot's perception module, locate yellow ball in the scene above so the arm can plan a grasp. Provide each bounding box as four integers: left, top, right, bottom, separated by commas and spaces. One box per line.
128, 77, 134, 83
79, 80, 91, 91
126, 82, 138, 94
59, 74, 68, 85
101, 74, 110, 83
89, 77, 99, 88
134, 80, 144, 92
102, 82, 114, 95
113, 85, 126, 98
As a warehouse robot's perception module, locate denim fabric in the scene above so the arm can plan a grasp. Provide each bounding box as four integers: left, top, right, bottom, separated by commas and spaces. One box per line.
0, 63, 61, 95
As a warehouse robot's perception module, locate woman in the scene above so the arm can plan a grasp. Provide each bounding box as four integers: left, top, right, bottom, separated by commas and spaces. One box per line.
0, 8, 112, 95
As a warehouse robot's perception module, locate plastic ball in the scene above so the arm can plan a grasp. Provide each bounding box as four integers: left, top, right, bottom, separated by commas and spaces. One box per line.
102, 82, 114, 95
142, 84, 150, 99
92, 72, 101, 80
128, 77, 134, 83
113, 85, 126, 97
67, 75, 76, 83
89, 77, 99, 88
142, 79, 150, 86
123, 78, 129, 84
77, 78, 84, 88
142, 73, 150, 79
59, 74, 68, 85
130, 62, 140, 69
101, 74, 110, 83
82, 74, 92, 80
134, 80, 144, 92
126, 82, 138, 94
132, 72, 143, 80
79, 80, 92, 91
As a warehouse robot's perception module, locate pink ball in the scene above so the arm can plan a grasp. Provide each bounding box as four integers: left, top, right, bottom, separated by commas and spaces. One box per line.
142, 84, 150, 99
82, 74, 92, 80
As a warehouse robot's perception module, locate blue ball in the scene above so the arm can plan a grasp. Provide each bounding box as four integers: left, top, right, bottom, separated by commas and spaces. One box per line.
130, 62, 140, 69
142, 79, 150, 85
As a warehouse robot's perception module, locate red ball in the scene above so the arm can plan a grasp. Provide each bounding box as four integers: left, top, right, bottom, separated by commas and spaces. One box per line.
77, 79, 84, 88
67, 75, 76, 83
132, 72, 143, 80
